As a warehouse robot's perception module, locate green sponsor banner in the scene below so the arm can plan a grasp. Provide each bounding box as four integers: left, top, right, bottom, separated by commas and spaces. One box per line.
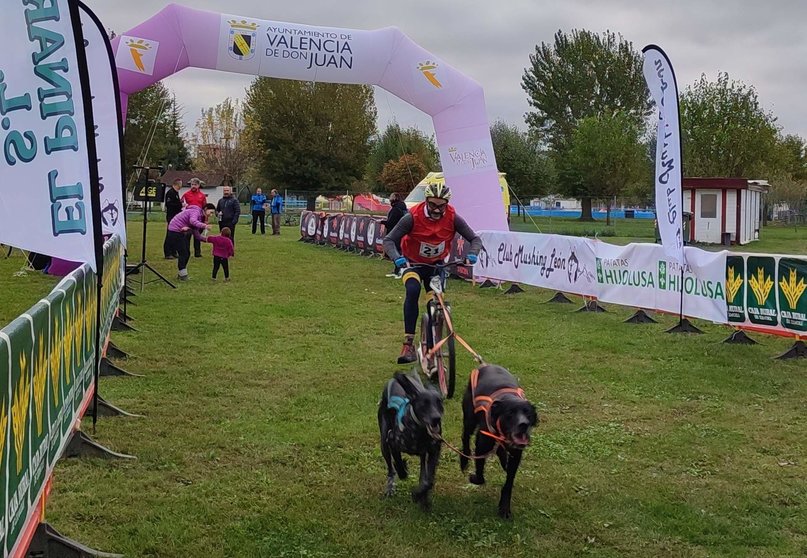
70, 268, 89, 398
726, 256, 746, 323
746, 256, 778, 327
4, 317, 32, 555
1, 334, 10, 551
778, 258, 807, 332
81, 271, 96, 394
28, 303, 50, 510
59, 278, 80, 431
45, 290, 68, 469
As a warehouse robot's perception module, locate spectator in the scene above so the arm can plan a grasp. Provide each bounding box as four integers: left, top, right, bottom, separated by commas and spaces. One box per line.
216, 186, 241, 245
251, 187, 268, 235
270, 188, 284, 235
163, 178, 183, 259
381, 192, 409, 277
166, 203, 215, 281
204, 226, 235, 281
181, 178, 207, 257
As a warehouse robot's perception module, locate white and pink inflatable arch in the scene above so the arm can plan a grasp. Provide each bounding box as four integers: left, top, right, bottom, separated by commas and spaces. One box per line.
112, 4, 506, 230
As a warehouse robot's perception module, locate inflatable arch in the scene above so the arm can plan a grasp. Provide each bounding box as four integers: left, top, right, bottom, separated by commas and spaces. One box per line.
111, 4, 507, 231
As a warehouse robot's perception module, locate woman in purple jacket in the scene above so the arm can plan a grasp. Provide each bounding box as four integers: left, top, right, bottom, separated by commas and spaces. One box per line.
167, 203, 215, 280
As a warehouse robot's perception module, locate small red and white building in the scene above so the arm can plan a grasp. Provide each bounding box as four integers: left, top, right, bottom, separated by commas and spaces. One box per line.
683, 178, 769, 245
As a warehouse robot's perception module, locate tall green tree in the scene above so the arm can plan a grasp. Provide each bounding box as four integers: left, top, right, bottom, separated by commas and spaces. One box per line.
680, 73, 780, 177
192, 98, 250, 186
366, 124, 437, 190
767, 135, 807, 221
522, 29, 650, 218
773, 134, 807, 181
490, 120, 554, 200
522, 29, 651, 152
123, 83, 191, 173
243, 78, 376, 193
557, 112, 649, 224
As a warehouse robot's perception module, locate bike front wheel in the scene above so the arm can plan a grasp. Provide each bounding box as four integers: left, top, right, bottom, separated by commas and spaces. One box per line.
432, 309, 456, 399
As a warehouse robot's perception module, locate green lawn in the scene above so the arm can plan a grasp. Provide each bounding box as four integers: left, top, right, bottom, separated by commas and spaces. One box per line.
1, 221, 805, 557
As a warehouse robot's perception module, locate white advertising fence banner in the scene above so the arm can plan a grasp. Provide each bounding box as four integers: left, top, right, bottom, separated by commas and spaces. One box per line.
594, 243, 728, 323
473, 231, 598, 297
474, 231, 728, 324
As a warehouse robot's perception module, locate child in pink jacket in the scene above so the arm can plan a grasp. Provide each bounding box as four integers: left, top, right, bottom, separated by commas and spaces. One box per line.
204, 227, 235, 281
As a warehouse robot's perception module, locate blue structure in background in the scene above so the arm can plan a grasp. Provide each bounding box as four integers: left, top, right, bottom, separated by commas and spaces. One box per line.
510, 206, 656, 219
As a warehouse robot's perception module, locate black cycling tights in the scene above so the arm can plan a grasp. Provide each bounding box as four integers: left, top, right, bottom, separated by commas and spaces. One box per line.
404, 277, 422, 335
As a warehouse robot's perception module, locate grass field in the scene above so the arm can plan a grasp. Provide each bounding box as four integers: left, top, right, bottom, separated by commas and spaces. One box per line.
1, 221, 805, 557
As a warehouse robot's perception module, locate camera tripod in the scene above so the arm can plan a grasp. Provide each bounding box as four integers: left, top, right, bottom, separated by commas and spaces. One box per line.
127, 200, 175, 290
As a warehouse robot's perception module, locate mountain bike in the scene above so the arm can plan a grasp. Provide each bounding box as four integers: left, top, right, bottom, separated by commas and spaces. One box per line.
411, 261, 482, 399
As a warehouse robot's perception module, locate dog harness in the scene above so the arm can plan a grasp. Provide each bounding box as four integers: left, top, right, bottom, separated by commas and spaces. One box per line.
386, 380, 422, 430
387, 395, 411, 430
470, 368, 526, 443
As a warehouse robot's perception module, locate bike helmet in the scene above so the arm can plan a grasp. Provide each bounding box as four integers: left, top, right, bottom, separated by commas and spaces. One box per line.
423, 182, 452, 201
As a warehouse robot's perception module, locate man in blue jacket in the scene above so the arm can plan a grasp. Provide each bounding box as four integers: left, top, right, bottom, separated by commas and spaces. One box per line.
251, 187, 268, 234
270, 189, 284, 235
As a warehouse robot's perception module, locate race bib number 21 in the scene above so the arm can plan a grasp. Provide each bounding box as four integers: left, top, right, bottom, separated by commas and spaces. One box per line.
419, 241, 445, 259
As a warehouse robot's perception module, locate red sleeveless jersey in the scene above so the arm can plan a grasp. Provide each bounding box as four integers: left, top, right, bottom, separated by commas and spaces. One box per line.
401, 202, 456, 263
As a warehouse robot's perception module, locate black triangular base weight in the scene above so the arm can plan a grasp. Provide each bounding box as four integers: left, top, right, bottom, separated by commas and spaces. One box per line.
64, 431, 135, 460
111, 315, 138, 332
478, 280, 497, 289
105, 342, 130, 360
25, 522, 123, 558
624, 309, 657, 324
100, 357, 143, 378
576, 300, 606, 313
503, 284, 524, 295
723, 330, 758, 345
547, 292, 573, 304
95, 395, 144, 418
118, 309, 134, 322
775, 340, 807, 360
666, 318, 703, 334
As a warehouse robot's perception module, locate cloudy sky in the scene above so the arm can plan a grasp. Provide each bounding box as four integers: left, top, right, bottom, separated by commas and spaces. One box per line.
85, 0, 807, 141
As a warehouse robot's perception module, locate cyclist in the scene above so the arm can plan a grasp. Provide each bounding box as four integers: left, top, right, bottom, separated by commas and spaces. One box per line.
383, 183, 482, 364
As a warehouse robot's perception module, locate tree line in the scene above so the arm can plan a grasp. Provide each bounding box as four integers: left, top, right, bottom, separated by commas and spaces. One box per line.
123, 29, 806, 218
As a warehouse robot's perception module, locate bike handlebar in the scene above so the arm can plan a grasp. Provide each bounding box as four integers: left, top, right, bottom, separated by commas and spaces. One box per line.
407, 260, 471, 269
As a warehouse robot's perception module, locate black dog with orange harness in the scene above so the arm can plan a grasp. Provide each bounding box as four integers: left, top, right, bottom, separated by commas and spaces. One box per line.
460, 364, 538, 518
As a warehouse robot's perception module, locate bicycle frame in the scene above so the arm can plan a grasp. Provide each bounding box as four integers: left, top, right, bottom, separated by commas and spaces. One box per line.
411, 262, 484, 364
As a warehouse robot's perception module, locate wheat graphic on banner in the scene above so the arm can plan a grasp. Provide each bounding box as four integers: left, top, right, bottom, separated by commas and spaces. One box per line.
749, 267, 774, 306
34, 334, 47, 435
779, 268, 806, 310
726, 267, 743, 303
12, 353, 31, 474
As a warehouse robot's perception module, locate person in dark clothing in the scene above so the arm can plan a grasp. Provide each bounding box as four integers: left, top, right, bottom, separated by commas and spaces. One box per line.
381, 192, 409, 276
251, 187, 268, 234
163, 179, 183, 258
216, 186, 241, 245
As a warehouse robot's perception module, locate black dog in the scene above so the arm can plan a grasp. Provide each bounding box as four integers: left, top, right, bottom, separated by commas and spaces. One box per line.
460, 364, 538, 519
378, 371, 444, 510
